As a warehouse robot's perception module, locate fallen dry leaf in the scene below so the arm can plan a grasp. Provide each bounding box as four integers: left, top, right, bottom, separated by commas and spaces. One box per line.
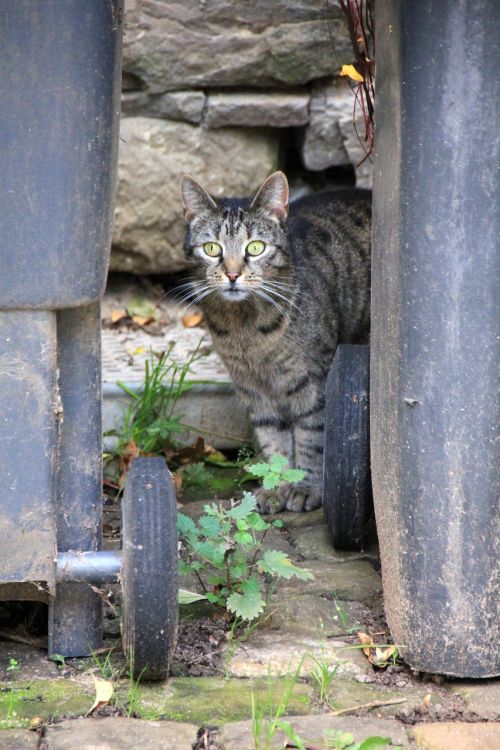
340, 63, 364, 82
29, 717, 45, 731
182, 312, 204, 328
357, 633, 398, 667
172, 470, 183, 495
357, 631, 375, 658
87, 677, 113, 716
421, 692, 432, 711
111, 309, 127, 323
132, 314, 155, 326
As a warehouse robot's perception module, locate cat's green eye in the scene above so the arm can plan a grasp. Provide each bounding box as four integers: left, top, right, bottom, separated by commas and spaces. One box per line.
246, 240, 266, 256
203, 241, 222, 257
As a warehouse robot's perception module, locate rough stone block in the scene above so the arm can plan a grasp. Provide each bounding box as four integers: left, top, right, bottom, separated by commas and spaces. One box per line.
122, 0, 351, 92
302, 80, 373, 188
121, 90, 206, 123
206, 92, 310, 128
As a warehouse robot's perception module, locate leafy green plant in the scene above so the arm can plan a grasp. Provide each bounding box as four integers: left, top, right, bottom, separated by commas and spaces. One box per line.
247, 454, 305, 490
178, 490, 313, 623
104, 340, 208, 463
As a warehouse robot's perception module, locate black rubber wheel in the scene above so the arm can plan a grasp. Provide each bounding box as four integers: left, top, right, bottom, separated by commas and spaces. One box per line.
121, 456, 178, 680
323, 344, 373, 551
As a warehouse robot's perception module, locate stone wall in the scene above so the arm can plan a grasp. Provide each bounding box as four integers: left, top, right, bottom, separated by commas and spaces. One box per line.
111, 0, 373, 275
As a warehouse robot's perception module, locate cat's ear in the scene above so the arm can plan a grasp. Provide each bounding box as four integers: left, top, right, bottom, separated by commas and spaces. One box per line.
250, 171, 289, 223
181, 174, 217, 222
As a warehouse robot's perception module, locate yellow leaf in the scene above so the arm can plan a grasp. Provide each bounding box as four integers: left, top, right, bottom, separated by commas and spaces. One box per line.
340, 64, 364, 82
132, 314, 154, 326
182, 312, 204, 328
111, 309, 127, 323
422, 692, 432, 708
29, 717, 45, 731
87, 677, 114, 715
357, 631, 375, 658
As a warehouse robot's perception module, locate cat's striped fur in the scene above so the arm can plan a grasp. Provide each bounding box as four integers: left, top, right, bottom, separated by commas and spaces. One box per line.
181, 172, 370, 512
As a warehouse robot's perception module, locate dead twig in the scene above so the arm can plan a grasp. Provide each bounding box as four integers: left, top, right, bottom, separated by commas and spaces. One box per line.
332, 696, 407, 716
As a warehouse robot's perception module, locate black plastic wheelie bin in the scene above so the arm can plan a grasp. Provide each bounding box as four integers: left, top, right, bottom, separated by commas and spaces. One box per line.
0, 0, 178, 679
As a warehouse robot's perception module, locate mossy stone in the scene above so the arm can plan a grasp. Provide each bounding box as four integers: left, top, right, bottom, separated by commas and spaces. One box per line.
0, 678, 92, 729
116, 676, 314, 725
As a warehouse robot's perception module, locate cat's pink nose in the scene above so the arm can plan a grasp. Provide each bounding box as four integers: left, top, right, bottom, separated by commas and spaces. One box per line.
226, 272, 240, 283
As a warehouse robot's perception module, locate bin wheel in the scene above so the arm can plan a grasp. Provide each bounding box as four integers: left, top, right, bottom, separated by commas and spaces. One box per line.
121, 457, 178, 680
323, 344, 373, 551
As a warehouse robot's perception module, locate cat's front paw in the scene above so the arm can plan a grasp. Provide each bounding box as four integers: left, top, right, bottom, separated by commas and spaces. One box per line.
279, 483, 322, 512
254, 487, 287, 515
254, 484, 322, 514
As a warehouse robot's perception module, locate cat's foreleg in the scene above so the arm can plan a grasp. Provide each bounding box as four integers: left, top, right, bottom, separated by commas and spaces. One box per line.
250, 417, 293, 513
278, 407, 325, 512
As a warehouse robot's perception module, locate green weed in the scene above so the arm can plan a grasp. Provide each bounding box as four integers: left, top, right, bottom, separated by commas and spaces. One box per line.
178, 461, 313, 623
308, 653, 339, 708
251, 658, 307, 750
104, 340, 208, 470
333, 594, 360, 635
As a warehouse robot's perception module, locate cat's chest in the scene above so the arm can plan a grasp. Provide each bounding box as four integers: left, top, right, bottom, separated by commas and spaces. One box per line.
211, 324, 298, 385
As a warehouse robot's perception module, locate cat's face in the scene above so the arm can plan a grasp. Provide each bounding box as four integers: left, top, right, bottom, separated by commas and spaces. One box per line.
181, 172, 290, 304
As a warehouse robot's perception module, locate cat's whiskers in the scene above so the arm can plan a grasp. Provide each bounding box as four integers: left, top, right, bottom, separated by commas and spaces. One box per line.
259, 283, 300, 312
167, 280, 206, 305
181, 285, 219, 311
251, 288, 287, 318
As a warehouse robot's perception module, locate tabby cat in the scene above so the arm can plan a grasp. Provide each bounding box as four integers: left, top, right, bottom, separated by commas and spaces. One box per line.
180, 172, 371, 513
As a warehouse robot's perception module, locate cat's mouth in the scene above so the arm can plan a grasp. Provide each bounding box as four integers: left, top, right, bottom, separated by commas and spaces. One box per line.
220, 286, 249, 301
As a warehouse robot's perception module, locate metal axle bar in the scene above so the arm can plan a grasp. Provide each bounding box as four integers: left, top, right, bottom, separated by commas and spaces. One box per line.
56, 551, 122, 586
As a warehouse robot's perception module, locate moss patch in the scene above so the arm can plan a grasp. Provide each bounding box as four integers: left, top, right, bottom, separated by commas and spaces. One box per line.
117, 676, 314, 725
0, 678, 92, 729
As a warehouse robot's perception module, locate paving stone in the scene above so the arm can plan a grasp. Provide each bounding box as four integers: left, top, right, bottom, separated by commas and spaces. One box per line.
220, 714, 410, 748
227, 630, 372, 678
266, 591, 371, 637
291, 522, 363, 562
411, 721, 500, 750
206, 92, 310, 128
279, 558, 382, 602
279, 507, 325, 530
450, 679, 500, 720
46, 717, 198, 750
0, 729, 38, 749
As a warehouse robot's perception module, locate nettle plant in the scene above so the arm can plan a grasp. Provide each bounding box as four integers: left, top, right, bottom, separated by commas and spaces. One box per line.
178, 457, 313, 623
